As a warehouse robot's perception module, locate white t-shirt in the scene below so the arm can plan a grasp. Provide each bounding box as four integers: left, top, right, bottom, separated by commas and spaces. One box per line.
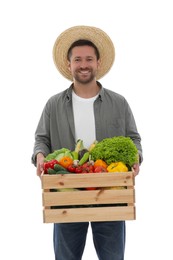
72, 91, 98, 149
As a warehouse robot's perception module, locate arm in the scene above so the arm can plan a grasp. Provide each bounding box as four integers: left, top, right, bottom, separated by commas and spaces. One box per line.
125, 101, 143, 166
32, 101, 51, 167
124, 100, 143, 176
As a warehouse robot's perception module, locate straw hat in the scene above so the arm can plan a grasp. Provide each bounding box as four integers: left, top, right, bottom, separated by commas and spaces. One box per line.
53, 25, 115, 81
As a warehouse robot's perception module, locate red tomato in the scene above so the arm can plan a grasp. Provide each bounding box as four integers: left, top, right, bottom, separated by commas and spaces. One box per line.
75, 166, 83, 173
43, 160, 59, 174
67, 164, 76, 173
81, 163, 94, 173
94, 166, 108, 173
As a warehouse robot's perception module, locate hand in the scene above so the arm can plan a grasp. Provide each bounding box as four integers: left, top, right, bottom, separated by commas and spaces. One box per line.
132, 163, 140, 177
36, 153, 45, 177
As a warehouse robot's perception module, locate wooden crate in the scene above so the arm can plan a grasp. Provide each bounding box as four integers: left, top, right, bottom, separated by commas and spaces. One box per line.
41, 172, 135, 223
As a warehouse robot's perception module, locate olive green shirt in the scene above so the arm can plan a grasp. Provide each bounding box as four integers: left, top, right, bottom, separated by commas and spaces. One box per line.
32, 82, 143, 166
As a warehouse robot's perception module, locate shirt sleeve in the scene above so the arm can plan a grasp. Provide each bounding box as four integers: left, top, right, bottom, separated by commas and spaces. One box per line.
31, 102, 51, 166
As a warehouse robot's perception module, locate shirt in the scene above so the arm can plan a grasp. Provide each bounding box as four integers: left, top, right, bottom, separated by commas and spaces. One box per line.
72, 91, 98, 149
32, 82, 143, 166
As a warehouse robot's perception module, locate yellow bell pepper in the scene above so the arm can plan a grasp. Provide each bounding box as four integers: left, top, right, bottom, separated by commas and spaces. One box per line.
107, 162, 128, 172
106, 162, 128, 189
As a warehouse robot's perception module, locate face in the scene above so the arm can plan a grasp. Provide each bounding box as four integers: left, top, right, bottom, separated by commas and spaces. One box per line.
68, 45, 100, 84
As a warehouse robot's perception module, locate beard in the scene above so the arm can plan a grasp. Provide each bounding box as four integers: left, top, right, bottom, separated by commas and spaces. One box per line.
73, 69, 96, 84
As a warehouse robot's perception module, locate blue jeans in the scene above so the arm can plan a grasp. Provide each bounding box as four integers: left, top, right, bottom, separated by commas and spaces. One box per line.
53, 221, 125, 260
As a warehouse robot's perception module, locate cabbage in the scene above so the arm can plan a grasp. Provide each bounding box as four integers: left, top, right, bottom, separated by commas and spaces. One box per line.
44, 148, 70, 162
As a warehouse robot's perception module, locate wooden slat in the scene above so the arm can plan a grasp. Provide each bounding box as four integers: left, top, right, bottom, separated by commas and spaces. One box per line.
43, 206, 136, 223
41, 172, 136, 223
41, 172, 134, 189
42, 188, 135, 206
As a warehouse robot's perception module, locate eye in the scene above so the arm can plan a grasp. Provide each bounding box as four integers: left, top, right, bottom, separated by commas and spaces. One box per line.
74, 58, 81, 62
87, 58, 93, 62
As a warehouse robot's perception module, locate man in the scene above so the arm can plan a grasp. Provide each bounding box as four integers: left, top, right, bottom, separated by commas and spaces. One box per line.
32, 25, 143, 260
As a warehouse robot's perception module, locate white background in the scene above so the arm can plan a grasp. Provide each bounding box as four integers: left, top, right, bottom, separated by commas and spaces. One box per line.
0, 0, 173, 259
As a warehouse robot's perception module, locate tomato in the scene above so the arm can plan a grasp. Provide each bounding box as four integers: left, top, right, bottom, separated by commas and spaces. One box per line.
94, 166, 108, 173
67, 164, 76, 173
81, 163, 94, 173
43, 159, 59, 174
75, 166, 83, 173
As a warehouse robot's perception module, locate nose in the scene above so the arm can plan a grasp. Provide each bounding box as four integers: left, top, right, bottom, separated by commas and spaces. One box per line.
79, 59, 89, 68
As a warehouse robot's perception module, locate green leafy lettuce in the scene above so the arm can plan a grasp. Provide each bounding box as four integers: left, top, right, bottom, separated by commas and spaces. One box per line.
90, 136, 138, 167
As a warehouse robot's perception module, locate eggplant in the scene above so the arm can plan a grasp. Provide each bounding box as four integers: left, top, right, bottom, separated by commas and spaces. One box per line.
78, 148, 89, 160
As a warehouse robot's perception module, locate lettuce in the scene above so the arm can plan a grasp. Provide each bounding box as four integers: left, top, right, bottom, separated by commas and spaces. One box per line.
90, 136, 138, 167
44, 148, 70, 162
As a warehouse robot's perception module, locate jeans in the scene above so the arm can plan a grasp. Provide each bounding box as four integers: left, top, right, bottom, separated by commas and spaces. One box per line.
53, 221, 125, 260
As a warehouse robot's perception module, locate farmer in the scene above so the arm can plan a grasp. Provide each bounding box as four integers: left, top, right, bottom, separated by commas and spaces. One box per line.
32, 25, 143, 260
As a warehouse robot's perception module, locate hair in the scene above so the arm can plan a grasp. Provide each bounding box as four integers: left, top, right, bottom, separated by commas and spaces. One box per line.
67, 39, 100, 61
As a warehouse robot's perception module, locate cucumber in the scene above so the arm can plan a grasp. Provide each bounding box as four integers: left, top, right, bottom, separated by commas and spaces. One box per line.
78, 152, 90, 166
47, 168, 57, 175
54, 164, 66, 172
53, 164, 70, 174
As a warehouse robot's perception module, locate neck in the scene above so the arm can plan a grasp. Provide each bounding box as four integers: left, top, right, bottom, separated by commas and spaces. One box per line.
72, 80, 100, 98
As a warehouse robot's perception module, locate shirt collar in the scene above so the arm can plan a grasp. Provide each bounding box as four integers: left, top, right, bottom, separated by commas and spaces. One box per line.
66, 81, 104, 101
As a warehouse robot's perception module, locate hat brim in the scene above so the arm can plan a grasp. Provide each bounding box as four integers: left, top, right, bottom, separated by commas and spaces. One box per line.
53, 25, 115, 81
